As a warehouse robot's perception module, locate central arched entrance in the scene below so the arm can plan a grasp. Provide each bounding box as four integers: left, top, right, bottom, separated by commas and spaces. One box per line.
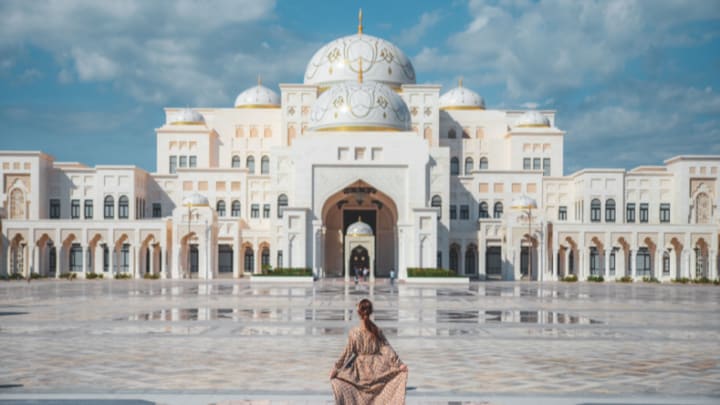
321, 180, 398, 278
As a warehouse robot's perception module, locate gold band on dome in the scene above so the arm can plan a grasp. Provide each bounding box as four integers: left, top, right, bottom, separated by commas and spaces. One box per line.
183, 203, 209, 207
348, 231, 373, 237
235, 104, 281, 109
171, 121, 205, 125
440, 106, 485, 111
314, 125, 404, 132
516, 123, 550, 128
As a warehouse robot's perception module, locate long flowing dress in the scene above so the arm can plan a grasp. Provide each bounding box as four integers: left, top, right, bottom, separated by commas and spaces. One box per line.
331, 326, 407, 404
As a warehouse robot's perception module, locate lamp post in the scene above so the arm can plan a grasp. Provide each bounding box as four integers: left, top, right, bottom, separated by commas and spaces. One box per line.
511, 195, 538, 281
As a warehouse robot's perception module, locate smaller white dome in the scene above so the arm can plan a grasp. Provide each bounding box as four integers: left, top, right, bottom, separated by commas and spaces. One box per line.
309, 81, 411, 132
515, 110, 550, 128
234, 83, 280, 108
182, 192, 209, 207
347, 218, 373, 236
171, 108, 205, 125
510, 195, 538, 210
439, 80, 485, 110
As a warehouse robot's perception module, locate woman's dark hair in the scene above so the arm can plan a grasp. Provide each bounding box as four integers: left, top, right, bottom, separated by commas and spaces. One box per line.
358, 298, 380, 341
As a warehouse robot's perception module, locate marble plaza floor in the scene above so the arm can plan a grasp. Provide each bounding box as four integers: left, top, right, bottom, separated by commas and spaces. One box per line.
0, 279, 718, 405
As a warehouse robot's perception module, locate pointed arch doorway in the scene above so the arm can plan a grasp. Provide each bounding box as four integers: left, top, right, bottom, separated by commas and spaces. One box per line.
321, 180, 398, 278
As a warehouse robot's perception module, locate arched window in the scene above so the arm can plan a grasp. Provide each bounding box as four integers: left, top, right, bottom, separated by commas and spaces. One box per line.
118, 196, 129, 219
448, 128, 456, 139
231, 155, 241, 168
464, 157, 474, 175
9, 188, 25, 219
493, 202, 503, 218
662, 250, 671, 275
231, 200, 241, 217
605, 198, 616, 222
590, 198, 601, 222
431, 195, 442, 219
261, 248, 270, 268
104, 195, 114, 219
465, 245, 477, 275
479, 201, 489, 218
277, 194, 288, 218
246, 156, 255, 173
244, 247, 254, 273
449, 244, 460, 272
261, 156, 270, 174
450, 157, 459, 175
216, 200, 226, 217
479, 157, 488, 170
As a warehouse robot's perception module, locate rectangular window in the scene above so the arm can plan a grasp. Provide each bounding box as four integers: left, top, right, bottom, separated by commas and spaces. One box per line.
609, 251, 616, 276
251, 204, 260, 218
189, 156, 197, 168
169, 156, 177, 174
523, 158, 531, 170
639, 203, 649, 223
179, 156, 188, 168
152, 203, 162, 218
542, 158, 551, 176
659, 203, 670, 223
50, 199, 61, 219
277, 250, 283, 268
460, 205, 469, 220
558, 206, 567, 221
263, 204, 271, 218
626, 203, 635, 223
69, 244, 83, 272
450, 205, 457, 220
71, 199, 80, 219
533, 158, 541, 170
84, 200, 93, 219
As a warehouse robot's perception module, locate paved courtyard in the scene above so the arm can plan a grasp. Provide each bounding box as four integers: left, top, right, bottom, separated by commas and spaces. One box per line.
0, 279, 719, 404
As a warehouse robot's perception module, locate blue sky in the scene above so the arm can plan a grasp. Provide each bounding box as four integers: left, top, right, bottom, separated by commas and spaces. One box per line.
1, 0, 719, 174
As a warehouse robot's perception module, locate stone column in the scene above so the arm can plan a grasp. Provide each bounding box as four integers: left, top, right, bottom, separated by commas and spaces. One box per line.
81, 245, 87, 278
578, 247, 585, 280
669, 249, 678, 279
513, 247, 521, 281
709, 250, 718, 280
603, 249, 610, 279
551, 247, 559, 280
55, 245, 62, 278
233, 237, 241, 279
630, 249, 637, 279
478, 238, 487, 280
149, 245, 156, 275
691, 248, 698, 279
32, 244, 40, 277
655, 249, 663, 279
108, 245, 115, 277
459, 242, 465, 276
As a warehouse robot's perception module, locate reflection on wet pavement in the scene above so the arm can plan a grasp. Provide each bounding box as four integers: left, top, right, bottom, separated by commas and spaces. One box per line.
0, 279, 718, 397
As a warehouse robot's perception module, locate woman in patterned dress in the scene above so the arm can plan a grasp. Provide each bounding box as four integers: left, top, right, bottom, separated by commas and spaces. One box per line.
330, 298, 408, 404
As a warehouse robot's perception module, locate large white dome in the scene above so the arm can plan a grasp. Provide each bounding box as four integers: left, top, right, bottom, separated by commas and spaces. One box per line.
309, 81, 411, 132
182, 192, 209, 207
515, 110, 551, 128
439, 81, 485, 110
234, 84, 280, 109
304, 32, 416, 90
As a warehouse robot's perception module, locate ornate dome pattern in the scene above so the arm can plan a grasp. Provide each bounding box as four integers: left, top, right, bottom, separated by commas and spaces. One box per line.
439, 81, 485, 110
347, 218, 373, 236
304, 33, 416, 90
171, 108, 205, 125
515, 110, 551, 128
234, 84, 280, 109
309, 81, 411, 131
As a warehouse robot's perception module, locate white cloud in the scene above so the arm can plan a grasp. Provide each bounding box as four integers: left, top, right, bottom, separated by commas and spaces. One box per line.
0, 0, 318, 106
395, 10, 443, 46
71, 48, 119, 81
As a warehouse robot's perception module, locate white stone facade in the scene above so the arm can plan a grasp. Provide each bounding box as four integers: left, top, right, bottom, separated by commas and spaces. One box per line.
1, 25, 719, 282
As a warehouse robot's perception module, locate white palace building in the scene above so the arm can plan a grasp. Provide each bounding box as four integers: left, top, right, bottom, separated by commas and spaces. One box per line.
1, 13, 719, 282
